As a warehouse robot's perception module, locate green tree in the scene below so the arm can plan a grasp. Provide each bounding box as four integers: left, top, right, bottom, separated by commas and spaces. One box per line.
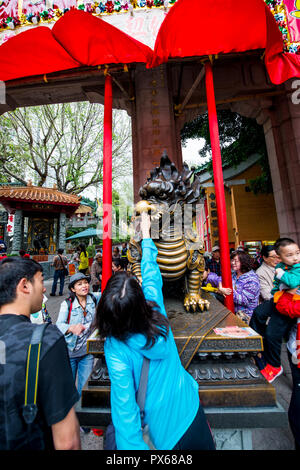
0, 102, 132, 194
181, 110, 272, 193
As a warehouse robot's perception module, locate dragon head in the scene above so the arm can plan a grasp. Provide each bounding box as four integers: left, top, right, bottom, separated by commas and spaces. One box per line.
138, 151, 204, 207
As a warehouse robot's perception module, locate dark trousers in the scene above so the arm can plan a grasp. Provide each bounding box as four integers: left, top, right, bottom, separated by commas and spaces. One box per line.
287, 352, 300, 450
51, 269, 65, 295
120, 258, 128, 270
250, 300, 294, 367
172, 405, 215, 450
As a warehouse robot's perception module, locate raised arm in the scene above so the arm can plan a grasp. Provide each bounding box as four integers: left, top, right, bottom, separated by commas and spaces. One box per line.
140, 212, 167, 317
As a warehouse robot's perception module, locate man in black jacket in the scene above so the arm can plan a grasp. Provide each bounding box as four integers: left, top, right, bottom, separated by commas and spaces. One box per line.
0, 256, 81, 450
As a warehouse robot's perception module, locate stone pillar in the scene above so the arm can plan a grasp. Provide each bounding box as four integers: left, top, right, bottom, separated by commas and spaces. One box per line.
132, 64, 183, 201
11, 209, 23, 254
58, 212, 66, 250
259, 80, 300, 244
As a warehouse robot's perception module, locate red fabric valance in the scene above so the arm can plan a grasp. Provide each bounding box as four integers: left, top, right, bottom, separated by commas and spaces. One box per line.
0, 9, 153, 82
264, 4, 300, 85
0, 27, 80, 81
0, 4, 299, 85
150, 0, 267, 67
52, 9, 153, 67
150, 0, 300, 84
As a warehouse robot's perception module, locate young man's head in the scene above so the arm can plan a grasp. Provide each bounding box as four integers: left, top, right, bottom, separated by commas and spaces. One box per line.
57, 248, 64, 255
0, 257, 45, 315
274, 237, 300, 266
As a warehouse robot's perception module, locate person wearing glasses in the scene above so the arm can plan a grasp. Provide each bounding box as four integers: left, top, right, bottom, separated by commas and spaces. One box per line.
255, 245, 280, 303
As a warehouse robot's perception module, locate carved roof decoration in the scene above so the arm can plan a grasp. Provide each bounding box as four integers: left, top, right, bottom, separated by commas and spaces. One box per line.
0, 185, 81, 206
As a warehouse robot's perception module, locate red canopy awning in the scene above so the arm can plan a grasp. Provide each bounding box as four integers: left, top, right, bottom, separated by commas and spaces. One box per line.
150, 0, 267, 67
0, 26, 80, 81
264, 4, 300, 85
150, 0, 300, 85
0, 3, 299, 85
0, 9, 153, 82
52, 9, 153, 67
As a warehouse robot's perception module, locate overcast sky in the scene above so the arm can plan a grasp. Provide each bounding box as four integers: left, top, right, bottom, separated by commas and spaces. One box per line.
181, 138, 210, 167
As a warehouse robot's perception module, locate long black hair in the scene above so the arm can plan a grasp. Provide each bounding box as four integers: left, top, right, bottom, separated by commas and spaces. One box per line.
78, 244, 88, 256
95, 271, 169, 348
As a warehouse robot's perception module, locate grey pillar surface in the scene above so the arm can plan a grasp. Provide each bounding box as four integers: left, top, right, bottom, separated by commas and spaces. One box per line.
58, 212, 66, 250
260, 80, 300, 244
132, 64, 183, 202
11, 209, 23, 254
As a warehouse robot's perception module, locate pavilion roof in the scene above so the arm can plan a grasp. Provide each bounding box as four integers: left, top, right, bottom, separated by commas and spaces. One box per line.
0, 185, 80, 207
74, 204, 93, 214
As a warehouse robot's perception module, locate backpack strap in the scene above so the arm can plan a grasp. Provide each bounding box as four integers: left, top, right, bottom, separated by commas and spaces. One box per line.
136, 357, 150, 428
22, 323, 50, 424
66, 294, 96, 325
89, 293, 97, 307
66, 298, 73, 324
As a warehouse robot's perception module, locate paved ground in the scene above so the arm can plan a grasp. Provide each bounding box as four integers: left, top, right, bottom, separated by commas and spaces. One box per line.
44, 277, 296, 450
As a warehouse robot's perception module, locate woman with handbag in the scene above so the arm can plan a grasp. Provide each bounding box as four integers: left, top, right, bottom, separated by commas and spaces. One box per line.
95, 212, 215, 450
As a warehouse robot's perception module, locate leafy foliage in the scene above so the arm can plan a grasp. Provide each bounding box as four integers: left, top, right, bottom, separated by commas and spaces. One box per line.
0, 102, 132, 194
181, 110, 272, 194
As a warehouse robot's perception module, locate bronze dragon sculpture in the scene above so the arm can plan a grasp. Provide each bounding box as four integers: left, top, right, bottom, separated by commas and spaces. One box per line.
128, 152, 210, 313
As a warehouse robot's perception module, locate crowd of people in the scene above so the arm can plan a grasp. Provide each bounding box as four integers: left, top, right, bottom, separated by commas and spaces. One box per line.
0, 231, 300, 450
202, 238, 300, 450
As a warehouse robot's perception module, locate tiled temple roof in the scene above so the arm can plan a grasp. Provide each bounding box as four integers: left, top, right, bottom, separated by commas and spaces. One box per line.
0, 185, 80, 206
74, 204, 93, 214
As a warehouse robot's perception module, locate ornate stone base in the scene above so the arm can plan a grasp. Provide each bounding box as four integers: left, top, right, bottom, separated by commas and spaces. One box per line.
212, 429, 252, 450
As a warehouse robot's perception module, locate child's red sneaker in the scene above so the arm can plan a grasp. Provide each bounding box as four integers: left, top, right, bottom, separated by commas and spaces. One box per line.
260, 364, 283, 383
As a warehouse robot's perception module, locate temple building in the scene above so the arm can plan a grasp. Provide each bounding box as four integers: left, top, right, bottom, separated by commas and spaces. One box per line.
198, 154, 279, 253
0, 183, 80, 254
67, 203, 98, 229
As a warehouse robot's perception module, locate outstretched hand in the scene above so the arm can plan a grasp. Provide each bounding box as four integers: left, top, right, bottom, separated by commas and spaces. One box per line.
140, 211, 151, 239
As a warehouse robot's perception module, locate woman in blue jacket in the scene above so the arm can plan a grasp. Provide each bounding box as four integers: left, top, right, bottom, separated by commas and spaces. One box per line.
95, 213, 215, 450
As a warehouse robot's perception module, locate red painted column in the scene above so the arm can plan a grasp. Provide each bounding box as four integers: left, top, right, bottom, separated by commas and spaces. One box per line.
205, 61, 234, 312
102, 73, 113, 291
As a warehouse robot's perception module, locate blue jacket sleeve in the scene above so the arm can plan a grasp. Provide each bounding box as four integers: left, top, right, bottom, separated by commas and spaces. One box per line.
105, 340, 149, 450
141, 238, 167, 317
